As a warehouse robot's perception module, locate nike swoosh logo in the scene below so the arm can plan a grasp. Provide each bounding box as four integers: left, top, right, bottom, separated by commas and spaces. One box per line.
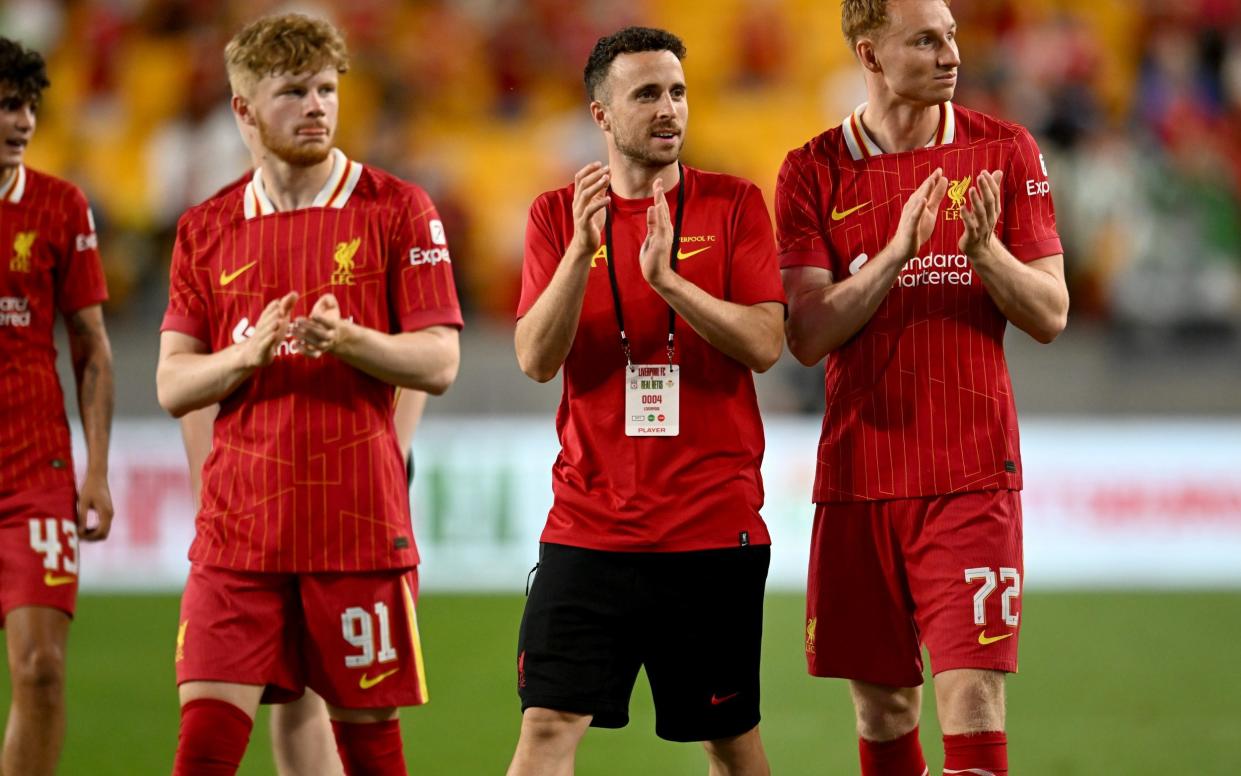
44, 572, 76, 587
830, 201, 872, 221
359, 667, 400, 689
978, 631, 1014, 645
219, 261, 257, 286
710, 692, 739, 706
676, 246, 712, 260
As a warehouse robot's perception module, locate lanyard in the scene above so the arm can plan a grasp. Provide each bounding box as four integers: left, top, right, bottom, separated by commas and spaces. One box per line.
602, 163, 686, 366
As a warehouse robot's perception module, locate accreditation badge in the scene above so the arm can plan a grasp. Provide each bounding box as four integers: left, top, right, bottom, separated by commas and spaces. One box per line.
625, 364, 680, 437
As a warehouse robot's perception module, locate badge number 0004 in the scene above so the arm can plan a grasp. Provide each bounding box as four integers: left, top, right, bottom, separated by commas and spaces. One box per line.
625, 364, 680, 437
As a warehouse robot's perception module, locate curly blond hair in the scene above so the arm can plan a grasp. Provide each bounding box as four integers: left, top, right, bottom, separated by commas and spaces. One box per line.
224, 13, 349, 98
841, 0, 952, 47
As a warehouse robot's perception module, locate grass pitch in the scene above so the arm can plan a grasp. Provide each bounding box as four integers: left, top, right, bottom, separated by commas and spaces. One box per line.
2, 592, 1238, 774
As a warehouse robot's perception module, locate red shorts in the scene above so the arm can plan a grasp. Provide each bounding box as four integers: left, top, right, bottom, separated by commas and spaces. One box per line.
806, 490, 1023, 687
0, 487, 80, 626
175, 564, 429, 710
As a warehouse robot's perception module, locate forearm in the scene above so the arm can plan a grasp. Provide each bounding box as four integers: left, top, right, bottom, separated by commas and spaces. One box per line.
73, 342, 114, 477
786, 246, 906, 364
157, 346, 256, 418
514, 244, 594, 382
651, 273, 782, 372
179, 405, 217, 510
970, 243, 1069, 343
332, 324, 459, 395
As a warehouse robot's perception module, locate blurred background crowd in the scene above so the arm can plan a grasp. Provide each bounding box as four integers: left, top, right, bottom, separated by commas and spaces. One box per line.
4, 0, 1240, 416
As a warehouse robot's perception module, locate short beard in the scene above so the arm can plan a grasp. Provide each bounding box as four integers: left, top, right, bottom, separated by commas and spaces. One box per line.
256, 115, 332, 167
614, 126, 682, 169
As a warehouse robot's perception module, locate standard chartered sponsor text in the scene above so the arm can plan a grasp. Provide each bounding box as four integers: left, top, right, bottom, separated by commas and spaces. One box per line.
0, 296, 31, 327
896, 252, 973, 288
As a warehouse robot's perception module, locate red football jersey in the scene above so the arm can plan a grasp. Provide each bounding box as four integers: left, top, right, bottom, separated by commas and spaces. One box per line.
161, 150, 462, 572
0, 165, 107, 497
776, 103, 1062, 502
518, 165, 785, 552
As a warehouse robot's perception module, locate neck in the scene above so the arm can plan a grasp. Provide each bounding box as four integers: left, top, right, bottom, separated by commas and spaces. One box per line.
0, 165, 16, 189
606, 153, 680, 199
860, 90, 942, 154
256, 150, 335, 211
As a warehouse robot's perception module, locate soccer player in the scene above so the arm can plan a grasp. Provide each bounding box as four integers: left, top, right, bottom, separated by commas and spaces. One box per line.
155, 14, 461, 776
0, 37, 115, 776
179, 388, 425, 776
777, 2, 1070, 774
509, 26, 785, 776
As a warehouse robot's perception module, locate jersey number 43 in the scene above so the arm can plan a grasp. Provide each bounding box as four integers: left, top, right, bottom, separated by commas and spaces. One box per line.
29, 517, 79, 576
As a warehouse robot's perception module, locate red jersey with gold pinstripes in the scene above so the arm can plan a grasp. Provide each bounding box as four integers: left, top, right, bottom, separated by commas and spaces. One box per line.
161, 150, 462, 572
0, 165, 107, 497
776, 103, 1062, 502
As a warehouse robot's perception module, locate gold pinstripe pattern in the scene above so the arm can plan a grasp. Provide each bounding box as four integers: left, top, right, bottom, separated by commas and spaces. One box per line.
163, 163, 460, 572
776, 104, 1057, 502
0, 168, 106, 494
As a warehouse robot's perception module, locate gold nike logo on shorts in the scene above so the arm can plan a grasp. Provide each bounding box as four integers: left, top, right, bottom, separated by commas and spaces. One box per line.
43, 572, 76, 586
977, 630, 1013, 646
359, 668, 400, 689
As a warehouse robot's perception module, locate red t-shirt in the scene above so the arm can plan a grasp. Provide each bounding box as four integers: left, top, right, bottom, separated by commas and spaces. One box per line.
776, 103, 1062, 502
518, 165, 786, 552
0, 166, 107, 497
161, 150, 463, 572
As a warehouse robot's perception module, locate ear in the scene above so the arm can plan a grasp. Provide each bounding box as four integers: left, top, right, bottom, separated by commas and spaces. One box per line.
589, 100, 609, 132
232, 94, 255, 127
856, 39, 882, 74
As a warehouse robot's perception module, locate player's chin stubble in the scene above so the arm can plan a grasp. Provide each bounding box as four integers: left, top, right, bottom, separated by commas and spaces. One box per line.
257, 117, 333, 167
615, 127, 682, 169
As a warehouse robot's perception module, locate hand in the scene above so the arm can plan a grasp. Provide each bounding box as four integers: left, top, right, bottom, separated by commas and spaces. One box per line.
639, 178, 674, 289
891, 168, 949, 261
959, 170, 1003, 258
76, 470, 114, 542
292, 293, 346, 358
569, 162, 610, 258
241, 292, 298, 368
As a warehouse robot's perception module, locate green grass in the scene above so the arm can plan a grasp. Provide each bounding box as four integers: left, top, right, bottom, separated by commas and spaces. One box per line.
2, 592, 1239, 774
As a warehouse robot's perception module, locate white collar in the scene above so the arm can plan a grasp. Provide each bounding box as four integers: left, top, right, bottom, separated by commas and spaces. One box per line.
841, 102, 957, 161
243, 148, 362, 219
0, 165, 28, 203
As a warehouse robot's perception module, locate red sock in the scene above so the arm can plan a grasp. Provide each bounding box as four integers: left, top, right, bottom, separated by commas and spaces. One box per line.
172, 698, 253, 776
859, 726, 928, 776
943, 731, 1007, 775
331, 719, 407, 776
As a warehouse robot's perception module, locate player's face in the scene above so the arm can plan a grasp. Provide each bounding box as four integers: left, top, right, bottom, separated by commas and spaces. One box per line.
0, 89, 36, 170
869, 0, 960, 104
247, 68, 339, 167
597, 51, 688, 169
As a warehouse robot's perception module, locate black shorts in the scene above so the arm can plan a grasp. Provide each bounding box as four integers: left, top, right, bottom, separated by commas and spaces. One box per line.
516, 542, 770, 742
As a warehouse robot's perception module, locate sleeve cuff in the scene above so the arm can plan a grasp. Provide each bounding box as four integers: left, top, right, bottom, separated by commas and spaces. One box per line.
160, 314, 211, 344
1009, 237, 1063, 263
57, 291, 109, 318
401, 308, 465, 332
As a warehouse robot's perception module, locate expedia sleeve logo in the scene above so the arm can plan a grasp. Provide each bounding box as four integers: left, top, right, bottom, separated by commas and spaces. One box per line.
1025, 154, 1051, 197
76, 208, 98, 251
409, 218, 451, 266
409, 246, 451, 266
